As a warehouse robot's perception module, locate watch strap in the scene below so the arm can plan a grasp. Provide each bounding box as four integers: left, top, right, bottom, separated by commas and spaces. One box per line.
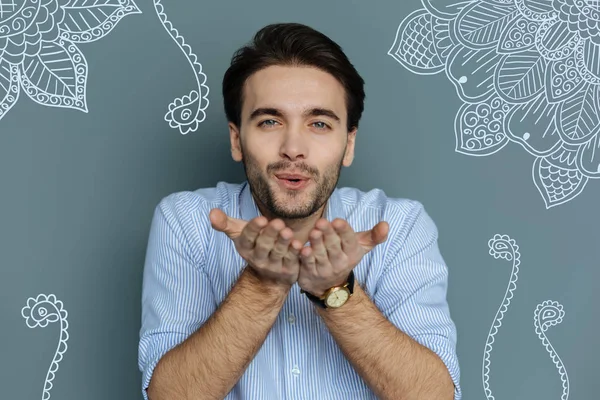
302, 270, 355, 308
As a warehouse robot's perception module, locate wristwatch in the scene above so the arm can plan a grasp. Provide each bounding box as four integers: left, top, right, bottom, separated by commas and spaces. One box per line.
301, 270, 355, 309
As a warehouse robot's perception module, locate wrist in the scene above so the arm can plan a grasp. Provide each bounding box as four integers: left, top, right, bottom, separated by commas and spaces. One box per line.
244, 265, 293, 294
301, 270, 356, 309
302, 271, 354, 298
235, 266, 290, 316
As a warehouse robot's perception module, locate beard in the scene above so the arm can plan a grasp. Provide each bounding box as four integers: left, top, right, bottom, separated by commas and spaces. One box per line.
241, 146, 344, 220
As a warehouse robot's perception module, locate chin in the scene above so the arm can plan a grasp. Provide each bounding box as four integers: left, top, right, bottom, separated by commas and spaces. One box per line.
270, 197, 313, 219
274, 189, 310, 204
273, 208, 313, 220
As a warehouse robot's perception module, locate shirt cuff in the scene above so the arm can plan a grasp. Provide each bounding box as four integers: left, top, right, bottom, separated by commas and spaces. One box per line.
139, 332, 188, 400
141, 356, 162, 400
413, 334, 462, 400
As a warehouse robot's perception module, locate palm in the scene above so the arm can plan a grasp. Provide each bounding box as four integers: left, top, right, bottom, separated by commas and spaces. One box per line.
210, 208, 388, 255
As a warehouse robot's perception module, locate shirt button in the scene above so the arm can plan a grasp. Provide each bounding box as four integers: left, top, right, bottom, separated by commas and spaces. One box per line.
287, 314, 295, 324
291, 366, 301, 376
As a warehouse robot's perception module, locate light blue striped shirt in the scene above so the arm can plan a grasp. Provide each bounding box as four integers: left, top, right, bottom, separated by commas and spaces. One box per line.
138, 180, 462, 399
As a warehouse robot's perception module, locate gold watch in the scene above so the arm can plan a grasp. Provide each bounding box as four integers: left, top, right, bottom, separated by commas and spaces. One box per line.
301, 270, 355, 309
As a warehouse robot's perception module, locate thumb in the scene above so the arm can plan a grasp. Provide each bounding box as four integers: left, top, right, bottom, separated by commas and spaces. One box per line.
209, 208, 246, 239
357, 221, 389, 252
370, 221, 389, 244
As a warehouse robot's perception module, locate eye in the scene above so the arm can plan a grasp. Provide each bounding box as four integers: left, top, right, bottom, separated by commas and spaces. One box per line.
259, 119, 279, 128
312, 121, 330, 130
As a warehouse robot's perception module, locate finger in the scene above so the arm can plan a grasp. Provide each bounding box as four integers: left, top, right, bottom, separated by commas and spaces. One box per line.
269, 227, 293, 261
372, 221, 390, 243
309, 229, 329, 267
357, 221, 390, 252
238, 216, 269, 251
283, 240, 302, 270
316, 219, 343, 261
253, 219, 285, 260
210, 208, 252, 240
332, 219, 358, 254
300, 246, 317, 277
209, 208, 230, 233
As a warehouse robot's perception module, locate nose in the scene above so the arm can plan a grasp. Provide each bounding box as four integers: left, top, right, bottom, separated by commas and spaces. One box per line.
279, 124, 308, 161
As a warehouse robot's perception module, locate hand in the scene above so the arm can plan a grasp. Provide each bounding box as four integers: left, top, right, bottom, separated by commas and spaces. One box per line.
298, 218, 389, 297
209, 208, 304, 286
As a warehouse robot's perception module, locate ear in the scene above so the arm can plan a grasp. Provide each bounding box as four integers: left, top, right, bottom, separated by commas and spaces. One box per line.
342, 127, 357, 167
228, 122, 243, 162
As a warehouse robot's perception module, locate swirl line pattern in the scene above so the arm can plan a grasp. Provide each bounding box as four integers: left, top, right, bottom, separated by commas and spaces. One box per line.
534, 300, 570, 400
153, 0, 210, 134
21, 293, 69, 400
482, 233, 520, 400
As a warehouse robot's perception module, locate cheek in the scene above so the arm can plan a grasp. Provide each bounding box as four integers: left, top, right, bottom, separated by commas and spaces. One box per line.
314, 145, 345, 167
242, 144, 271, 172
245, 134, 278, 155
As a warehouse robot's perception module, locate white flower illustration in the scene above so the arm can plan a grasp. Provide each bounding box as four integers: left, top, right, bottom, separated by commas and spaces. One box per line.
0, 0, 141, 122
389, 0, 600, 208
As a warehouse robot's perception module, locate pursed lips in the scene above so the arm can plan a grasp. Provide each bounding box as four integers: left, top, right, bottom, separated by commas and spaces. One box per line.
275, 173, 310, 181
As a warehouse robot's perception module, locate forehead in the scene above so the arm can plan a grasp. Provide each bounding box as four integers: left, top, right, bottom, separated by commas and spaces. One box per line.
241, 65, 346, 116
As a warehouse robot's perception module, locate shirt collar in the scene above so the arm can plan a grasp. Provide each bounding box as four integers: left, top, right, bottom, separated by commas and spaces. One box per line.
239, 180, 345, 223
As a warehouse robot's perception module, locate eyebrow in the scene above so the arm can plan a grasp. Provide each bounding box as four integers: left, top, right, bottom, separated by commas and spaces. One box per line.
248, 107, 341, 122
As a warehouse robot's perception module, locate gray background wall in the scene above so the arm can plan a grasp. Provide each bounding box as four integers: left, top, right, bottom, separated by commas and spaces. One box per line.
0, 0, 596, 399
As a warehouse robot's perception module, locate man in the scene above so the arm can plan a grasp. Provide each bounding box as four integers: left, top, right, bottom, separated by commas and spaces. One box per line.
138, 22, 461, 400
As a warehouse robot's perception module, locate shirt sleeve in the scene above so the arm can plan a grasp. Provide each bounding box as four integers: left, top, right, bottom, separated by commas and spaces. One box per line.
372, 201, 462, 400
137, 193, 216, 400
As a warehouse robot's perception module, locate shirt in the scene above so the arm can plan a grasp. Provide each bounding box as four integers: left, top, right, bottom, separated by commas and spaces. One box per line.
138, 180, 462, 399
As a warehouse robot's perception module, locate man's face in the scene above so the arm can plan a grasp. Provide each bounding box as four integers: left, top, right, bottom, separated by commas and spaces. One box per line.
229, 65, 356, 220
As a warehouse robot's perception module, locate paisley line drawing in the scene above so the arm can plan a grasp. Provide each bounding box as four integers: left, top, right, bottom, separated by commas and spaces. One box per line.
0, 0, 141, 124
482, 233, 520, 400
388, 0, 600, 208
534, 300, 570, 400
21, 294, 69, 400
153, 0, 209, 134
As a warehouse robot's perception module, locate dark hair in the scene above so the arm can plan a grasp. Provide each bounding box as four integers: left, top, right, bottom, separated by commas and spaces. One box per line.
222, 23, 365, 132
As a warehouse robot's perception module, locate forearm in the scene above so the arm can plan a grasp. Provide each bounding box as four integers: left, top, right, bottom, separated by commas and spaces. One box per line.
317, 284, 454, 400
147, 266, 290, 400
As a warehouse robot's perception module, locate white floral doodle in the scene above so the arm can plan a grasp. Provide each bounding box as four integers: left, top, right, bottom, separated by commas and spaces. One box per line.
21, 294, 69, 400
482, 233, 521, 400
0, 0, 141, 123
534, 300, 570, 400
389, 0, 600, 208
153, 0, 209, 134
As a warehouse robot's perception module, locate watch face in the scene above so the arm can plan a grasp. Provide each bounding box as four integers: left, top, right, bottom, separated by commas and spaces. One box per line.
326, 289, 350, 308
